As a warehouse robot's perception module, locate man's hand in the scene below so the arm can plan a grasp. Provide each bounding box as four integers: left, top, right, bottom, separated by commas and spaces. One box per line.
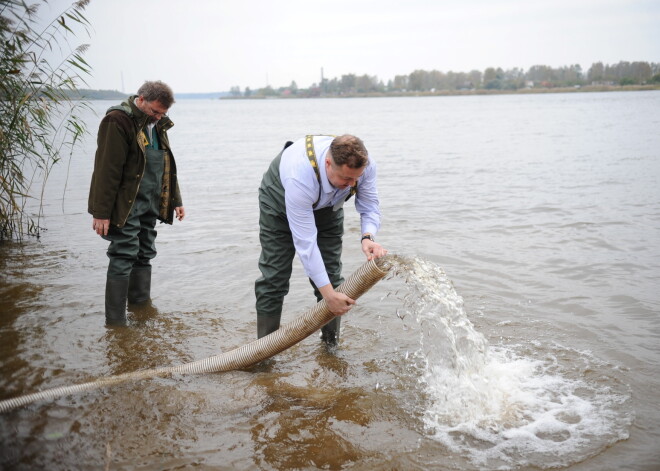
319, 284, 355, 316
361, 238, 388, 261
175, 206, 185, 221
92, 218, 110, 236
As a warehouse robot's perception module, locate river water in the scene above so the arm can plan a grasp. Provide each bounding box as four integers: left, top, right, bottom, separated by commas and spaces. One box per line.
1, 91, 659, 470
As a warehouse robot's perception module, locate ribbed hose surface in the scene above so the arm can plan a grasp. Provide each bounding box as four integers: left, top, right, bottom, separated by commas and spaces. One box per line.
0, 257, 391, 413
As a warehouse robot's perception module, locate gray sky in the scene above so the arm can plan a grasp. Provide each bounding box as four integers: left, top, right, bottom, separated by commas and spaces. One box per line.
42, 0, 660, 94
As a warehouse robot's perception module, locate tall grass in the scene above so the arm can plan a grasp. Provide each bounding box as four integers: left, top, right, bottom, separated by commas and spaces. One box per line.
1, 0, 91, 241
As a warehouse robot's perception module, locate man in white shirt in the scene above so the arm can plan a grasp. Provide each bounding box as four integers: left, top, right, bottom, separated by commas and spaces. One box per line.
255, 134, 387, 346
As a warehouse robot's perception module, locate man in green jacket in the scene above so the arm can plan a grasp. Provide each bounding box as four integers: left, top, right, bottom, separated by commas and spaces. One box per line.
88, 80, 184, 325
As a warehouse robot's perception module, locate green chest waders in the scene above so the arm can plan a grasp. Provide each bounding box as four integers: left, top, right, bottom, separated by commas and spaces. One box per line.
105, 126, 164, 277
104, 127, 164, 324
255, 139, 345, 345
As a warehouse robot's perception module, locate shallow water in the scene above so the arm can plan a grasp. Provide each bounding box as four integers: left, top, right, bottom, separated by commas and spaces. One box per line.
1, 91, 659, 470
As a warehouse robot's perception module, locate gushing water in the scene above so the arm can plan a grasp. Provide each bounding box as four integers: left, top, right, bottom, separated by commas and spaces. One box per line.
384, 255, 633, 469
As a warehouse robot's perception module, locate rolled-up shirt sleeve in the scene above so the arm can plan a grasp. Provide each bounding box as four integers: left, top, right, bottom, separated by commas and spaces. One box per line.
282, 176, 332, 288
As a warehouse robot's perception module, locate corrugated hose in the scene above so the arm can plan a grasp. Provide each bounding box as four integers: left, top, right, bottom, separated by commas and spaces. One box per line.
0, 256, 392, 413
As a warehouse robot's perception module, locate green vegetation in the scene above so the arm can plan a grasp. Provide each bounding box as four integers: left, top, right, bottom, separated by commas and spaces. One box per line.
65, 88, 126, 100
1, 0, 91, 241
226, 61, 660, 99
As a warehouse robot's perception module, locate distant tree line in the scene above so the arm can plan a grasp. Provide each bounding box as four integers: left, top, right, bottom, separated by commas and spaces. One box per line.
65, 88, 127, 100
227, 61, 660, 99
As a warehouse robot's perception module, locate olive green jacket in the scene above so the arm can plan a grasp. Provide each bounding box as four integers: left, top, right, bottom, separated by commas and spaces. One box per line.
87, 96, 182, 227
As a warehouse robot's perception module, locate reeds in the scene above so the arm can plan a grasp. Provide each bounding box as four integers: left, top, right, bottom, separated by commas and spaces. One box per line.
1, 0, 91, 241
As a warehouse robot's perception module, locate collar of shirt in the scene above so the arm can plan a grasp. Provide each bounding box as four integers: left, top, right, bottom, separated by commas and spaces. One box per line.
316, 145, 352, 208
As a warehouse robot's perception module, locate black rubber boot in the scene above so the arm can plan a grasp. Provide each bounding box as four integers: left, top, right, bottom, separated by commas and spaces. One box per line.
105, 277, 129, 326
320, 316, 341, 346
128, 266, 151, 305
257, 316, 281, 339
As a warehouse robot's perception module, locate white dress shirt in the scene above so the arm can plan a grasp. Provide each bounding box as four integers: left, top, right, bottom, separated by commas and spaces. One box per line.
279, 135, 381, 287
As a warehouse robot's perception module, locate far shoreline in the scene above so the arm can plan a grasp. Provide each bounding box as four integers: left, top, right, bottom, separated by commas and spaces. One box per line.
218, 84, 660, 100
73, 84, 660, 101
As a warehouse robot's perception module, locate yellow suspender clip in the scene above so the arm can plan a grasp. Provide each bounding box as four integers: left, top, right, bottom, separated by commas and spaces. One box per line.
305, 135, 321, 183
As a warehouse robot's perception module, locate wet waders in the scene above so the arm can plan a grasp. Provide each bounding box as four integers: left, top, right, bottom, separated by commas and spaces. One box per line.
103, 126, 163, 325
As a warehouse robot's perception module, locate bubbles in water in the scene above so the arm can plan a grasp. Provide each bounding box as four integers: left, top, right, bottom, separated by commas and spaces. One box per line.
386, 255, 633, 470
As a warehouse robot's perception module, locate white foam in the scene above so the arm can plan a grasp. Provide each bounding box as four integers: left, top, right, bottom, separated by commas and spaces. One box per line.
388, 255, 633, 469
423, 346, 632, 468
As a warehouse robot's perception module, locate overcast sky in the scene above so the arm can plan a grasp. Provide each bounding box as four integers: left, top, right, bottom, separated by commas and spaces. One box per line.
41, 0, 660, 94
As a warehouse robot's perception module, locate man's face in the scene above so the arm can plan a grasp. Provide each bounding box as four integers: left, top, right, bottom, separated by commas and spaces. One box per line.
136, 96, 168, 123
325, 157, 365, 190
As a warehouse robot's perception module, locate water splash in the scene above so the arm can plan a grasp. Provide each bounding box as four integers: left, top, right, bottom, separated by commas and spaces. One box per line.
385, 255, 633, 469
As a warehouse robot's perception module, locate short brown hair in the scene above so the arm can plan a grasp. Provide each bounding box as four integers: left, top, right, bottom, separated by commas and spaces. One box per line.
137, 80, 175, 108
329, 134, 368, 168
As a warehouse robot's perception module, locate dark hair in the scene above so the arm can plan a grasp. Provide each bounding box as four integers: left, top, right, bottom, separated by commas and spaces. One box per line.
137, 80, 175, 108
329, 134, 368, 168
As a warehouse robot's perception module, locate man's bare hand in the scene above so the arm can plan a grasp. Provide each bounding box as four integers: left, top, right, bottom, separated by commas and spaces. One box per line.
319, 284, 356, 316
175, 206, 185, 221
361, 239, 388, 261
92, 218, 110, 236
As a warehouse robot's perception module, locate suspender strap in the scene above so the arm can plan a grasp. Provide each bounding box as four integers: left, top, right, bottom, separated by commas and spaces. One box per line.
305, 135, 322, 208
